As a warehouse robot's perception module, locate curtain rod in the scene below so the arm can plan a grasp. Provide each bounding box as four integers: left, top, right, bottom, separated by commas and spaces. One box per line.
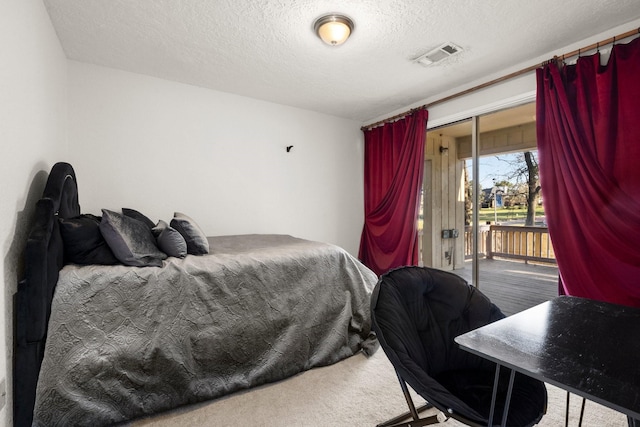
361, 27, 640, 131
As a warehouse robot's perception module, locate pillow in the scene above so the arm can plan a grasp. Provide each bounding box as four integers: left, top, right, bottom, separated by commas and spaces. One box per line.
170, 212, 209, 255
58, 214, 120, 265
99, 209, 167, 267
153, 220, 187, 258
151, 219, 168, 238
122, 208, 155, 229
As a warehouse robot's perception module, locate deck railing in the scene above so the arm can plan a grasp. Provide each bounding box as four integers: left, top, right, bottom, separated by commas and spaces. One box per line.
465, 225, 556, 264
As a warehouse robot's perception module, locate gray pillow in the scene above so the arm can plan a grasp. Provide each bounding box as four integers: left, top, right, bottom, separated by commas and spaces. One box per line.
100, 209, 167, 267
151, 219, 168, 238
170, 212, 209, 255
153, 220, 187, 258
122, 208, 155, 229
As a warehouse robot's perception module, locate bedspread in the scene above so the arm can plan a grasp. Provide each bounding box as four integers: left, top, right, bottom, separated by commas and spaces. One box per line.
32, 235, 378, 426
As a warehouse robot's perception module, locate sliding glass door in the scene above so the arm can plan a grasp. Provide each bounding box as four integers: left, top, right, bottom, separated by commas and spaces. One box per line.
423, 102, 558, 314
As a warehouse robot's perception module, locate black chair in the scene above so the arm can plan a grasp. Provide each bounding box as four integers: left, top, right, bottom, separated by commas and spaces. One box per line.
371, 266, 547, 427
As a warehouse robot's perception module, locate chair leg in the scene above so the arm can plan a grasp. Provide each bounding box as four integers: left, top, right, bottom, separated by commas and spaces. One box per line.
376, 371, 439, 427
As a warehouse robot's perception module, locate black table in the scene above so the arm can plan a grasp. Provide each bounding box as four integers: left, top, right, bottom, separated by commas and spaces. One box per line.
455, 295, 640, 425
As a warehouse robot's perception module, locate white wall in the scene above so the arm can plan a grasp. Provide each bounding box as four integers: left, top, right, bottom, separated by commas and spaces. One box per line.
0, 0, 68, 424
67, 62, 365, 255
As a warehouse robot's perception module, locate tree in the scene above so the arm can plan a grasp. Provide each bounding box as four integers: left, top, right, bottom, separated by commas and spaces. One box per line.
464, 167, 472, 225
523, 152, 541, 225
495, 151, 541, 226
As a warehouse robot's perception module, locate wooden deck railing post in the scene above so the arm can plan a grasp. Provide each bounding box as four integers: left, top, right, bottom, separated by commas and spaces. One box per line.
487, 226, 493, 260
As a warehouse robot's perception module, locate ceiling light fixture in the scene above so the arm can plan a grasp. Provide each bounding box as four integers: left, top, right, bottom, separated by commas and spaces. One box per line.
313, 14, 354, 46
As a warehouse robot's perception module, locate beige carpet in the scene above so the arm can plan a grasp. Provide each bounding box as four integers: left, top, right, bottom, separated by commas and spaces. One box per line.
128, 349, 628, 427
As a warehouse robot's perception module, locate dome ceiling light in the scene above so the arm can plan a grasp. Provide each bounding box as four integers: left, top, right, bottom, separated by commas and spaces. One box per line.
313, 14, 354, 46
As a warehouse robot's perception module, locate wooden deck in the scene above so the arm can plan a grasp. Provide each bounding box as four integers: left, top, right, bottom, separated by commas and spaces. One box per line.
451, 259, 559, 316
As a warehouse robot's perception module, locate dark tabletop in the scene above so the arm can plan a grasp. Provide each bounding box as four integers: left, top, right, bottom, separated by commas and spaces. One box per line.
455, 295, 640, 419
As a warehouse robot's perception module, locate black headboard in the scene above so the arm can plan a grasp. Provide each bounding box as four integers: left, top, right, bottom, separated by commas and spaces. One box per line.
15, 162, 80, 426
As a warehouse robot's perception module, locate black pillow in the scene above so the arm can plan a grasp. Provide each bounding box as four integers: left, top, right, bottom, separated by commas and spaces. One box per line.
170, 212, 209, 255
122, 208, 155, 229
100, 209, 167, 267
58, 214, 120, 265
152, 220, 187, 258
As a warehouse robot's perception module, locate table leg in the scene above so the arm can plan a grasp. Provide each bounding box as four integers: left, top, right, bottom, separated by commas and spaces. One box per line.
578, 396, 586, 426
565, 392, 587, 427
500, 369, 516, 427
565, 392, 570, 427
488, 364, 501, 426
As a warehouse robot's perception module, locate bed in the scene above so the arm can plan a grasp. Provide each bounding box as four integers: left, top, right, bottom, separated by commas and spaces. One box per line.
15, 162, 378, 426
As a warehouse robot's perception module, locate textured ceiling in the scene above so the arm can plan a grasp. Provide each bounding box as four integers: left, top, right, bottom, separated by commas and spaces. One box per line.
43, 0, 640, 123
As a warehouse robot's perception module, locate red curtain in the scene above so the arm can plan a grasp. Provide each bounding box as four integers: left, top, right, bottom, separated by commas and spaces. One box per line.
359, 109, 428, 276
536, 37, 640, 306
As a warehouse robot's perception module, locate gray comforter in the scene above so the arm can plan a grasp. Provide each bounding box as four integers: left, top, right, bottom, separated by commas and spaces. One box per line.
32, 235, 378, 426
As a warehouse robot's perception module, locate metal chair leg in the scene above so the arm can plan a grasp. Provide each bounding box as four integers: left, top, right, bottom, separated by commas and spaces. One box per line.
376, 371, 438, 427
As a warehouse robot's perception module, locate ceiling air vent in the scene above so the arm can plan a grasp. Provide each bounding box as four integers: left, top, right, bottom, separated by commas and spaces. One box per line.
415, 43, 463, 66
